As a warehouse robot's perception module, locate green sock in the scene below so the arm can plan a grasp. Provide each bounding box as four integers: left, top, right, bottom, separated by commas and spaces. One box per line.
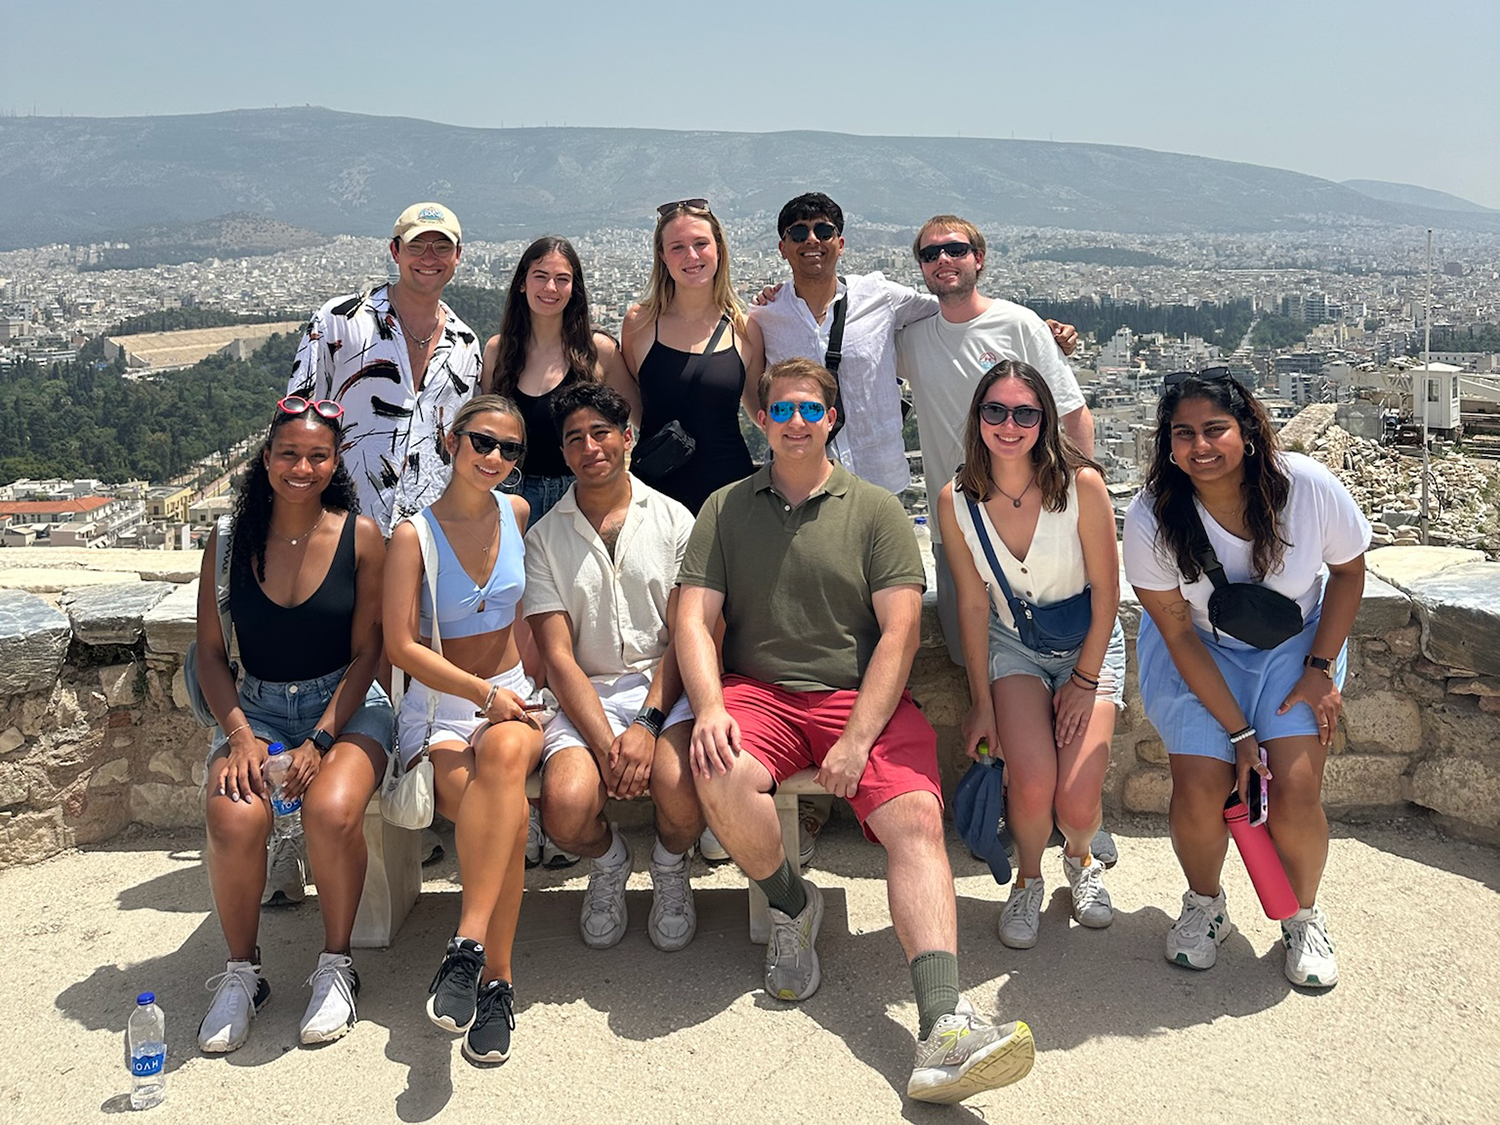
910, 950, 960, 1041
754, 859, 808, 918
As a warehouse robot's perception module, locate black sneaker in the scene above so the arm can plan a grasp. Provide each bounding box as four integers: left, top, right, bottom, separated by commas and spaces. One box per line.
426, 937, 485, 1032
462, 979, 516, 1064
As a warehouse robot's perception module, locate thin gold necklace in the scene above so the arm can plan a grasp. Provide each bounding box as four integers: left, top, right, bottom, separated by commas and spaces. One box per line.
270, 508, 325, 546
393, 303, 440, 348
446, 510, 498, 612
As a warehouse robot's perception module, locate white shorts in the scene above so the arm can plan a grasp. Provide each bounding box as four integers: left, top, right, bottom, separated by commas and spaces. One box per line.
397, 663, 535, 766
540, 671, 694, 766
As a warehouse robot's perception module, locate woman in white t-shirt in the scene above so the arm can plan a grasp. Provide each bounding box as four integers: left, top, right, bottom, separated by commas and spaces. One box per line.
936, 360, 1125, 951
1123, 369, 1369, 989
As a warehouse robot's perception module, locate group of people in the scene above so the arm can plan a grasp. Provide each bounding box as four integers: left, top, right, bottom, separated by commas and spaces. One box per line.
192, 195, 1369, 1103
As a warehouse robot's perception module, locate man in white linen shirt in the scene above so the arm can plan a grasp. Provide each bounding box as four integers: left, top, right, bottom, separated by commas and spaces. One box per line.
524, 382, 703, 953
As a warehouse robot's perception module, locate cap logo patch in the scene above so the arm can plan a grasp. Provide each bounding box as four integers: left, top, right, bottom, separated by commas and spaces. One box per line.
418, 205, 446, 222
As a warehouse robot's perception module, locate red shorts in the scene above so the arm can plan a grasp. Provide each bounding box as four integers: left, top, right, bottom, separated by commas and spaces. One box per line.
722, 674, 942, 843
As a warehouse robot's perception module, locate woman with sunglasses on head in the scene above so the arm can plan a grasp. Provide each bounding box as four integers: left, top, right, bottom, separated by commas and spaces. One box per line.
935, 360, 1125, 951
615, 198, 765, 513
195, 396, 393, 1054
1123, 369, 1368, 987
481, 236, 630, 523
384, 393, 544, 1064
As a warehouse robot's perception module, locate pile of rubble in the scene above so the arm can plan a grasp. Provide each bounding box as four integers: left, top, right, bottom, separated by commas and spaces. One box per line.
1281, 405, 1496, 551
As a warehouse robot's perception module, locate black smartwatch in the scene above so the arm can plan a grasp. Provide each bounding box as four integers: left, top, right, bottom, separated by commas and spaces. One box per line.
632, 706, 667, 738
1303, 654, 1334, 680
311, 728, 335, 754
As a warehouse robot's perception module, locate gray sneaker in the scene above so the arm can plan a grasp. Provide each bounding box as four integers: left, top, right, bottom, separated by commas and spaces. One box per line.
647, 849, 697, 952
262, 833, 306, 906
764, 881, 824, 1001
907, 998, 1036, 1104
998, 877, 1044, 949
1062, 853, 1114, 928
579, 832, 632, 949
1091, 828, 1119, 868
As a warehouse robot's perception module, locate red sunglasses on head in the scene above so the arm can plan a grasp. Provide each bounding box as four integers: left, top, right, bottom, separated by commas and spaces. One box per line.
275, 396, 344, 422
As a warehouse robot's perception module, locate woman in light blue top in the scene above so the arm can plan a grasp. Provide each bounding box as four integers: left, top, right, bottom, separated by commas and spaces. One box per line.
384, 393, 542, 1065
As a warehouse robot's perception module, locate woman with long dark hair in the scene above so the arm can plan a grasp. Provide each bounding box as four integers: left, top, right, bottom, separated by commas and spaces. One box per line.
481, 236, 629, 523
1124, 369, 1369, 987
616, 199, 765, 513
936, 360, 1125, 950
384, 393, 544, 1064
196, 397, 392, 1053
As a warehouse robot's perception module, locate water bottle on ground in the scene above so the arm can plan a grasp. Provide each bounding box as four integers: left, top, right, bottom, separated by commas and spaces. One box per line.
263, 742, 303, 841
1223, 793, 1299, 919
128, 992, 166, 1109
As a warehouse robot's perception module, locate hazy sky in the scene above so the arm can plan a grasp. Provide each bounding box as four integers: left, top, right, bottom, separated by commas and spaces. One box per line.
6, 0, 1497, 208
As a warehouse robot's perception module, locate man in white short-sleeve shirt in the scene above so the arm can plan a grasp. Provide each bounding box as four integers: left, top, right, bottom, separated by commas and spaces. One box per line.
523, 382, 702, 953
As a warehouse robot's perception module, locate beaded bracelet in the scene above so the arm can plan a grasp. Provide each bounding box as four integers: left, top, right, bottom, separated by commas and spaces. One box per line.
1228, 725, 1257, 744
1071, 667, 1100, 689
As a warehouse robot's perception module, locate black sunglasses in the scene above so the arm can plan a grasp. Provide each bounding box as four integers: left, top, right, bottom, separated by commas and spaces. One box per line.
456, 431, 525, 460
784, 221, 839, 243
977, 402, 1044, 428
917, 241, 974, 264
657, 198, 710, 217
1162, 366, 1232, 389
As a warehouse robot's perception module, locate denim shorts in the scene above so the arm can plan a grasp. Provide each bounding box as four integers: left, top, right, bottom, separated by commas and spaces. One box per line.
501, 472, 573, 523
988, 614, 1127, 708
1136, 609, 1346, 762
207, 666, 394, 763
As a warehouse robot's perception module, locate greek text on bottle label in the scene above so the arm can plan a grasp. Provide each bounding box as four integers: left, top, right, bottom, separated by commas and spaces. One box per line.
131, 1051, 165, 1077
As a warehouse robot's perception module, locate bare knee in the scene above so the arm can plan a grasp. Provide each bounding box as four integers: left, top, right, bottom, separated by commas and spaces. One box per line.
539, 770, 604, 846
474, 723, 536, 784
206, 794, 270, 853
301, 784, 365, 843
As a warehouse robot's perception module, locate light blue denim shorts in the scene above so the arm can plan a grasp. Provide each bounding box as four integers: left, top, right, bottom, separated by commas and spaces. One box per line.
1136, 610, 1346, 762
207, 665, 393, 763
988, 614, 1127, 708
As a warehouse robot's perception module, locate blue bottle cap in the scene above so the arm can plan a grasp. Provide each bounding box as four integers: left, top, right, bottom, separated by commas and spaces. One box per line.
268, 742, 286, 754
137, 992, 155, 1005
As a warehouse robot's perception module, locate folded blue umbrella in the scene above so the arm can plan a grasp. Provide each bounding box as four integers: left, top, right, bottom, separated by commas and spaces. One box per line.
953, 757, 1011, 885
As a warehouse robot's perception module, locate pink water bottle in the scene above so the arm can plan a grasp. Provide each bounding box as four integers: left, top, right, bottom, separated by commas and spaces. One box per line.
1223, 794, 1299, 920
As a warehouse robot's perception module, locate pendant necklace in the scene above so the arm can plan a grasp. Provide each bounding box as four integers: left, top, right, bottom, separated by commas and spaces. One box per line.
452, 512, 497, 612
994, 477, 1035, 508
270, 509, 325, 546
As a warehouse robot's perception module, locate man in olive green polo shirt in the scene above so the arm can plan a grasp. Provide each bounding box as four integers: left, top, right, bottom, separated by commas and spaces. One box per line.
676, 357, 1035, 1105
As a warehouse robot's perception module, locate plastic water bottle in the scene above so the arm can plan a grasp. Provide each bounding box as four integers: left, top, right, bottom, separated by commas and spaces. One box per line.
263, 743, 303, 840
128, 992, 166, 1109
977, 740, 1013, 851
1223, 794, 1299, 920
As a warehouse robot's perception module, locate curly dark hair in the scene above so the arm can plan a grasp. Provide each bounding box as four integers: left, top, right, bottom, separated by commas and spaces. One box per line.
488, 237, 599, 397
954, 360, 1100, 512
1143, 373, 1290, 581
231, 408, 358, 583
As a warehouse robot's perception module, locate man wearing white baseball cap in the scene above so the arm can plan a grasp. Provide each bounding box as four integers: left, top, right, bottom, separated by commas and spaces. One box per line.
288, 202, 482, 533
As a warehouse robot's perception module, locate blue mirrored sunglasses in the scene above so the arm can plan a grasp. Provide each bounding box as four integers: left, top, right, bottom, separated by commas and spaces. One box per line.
767, 400, 828, 424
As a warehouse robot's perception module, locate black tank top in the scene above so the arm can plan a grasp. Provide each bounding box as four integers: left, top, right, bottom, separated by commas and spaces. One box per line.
230, 511, 357, 681
636, 319, 753, 513
511, 372, 578, 479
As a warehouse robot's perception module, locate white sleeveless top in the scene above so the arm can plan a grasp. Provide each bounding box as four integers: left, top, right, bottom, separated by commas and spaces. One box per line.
952, 474, 1088, 634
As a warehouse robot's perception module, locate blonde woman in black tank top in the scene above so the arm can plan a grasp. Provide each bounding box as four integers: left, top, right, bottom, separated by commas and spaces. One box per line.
196, 398, 392, 1053
616, 199, 766, 513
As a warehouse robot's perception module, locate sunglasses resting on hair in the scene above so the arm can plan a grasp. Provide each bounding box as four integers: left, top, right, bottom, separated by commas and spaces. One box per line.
657, 198, 711, 217
1162, 365, 1232, 389
766, 400, 828, 423
276, 396, 344, 422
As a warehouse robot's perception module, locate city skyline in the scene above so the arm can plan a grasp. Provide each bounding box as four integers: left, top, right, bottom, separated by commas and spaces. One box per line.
4, 0, 1497, 210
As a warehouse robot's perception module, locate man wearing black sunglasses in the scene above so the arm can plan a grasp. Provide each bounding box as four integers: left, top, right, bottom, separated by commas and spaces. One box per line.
288, 202, 482, 535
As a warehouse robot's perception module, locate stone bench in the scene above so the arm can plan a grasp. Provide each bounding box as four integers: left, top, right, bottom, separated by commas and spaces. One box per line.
350, 768, 831, 948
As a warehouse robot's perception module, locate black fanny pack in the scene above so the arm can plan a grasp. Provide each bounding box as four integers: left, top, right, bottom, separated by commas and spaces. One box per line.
965, 494, 1092, 655
631, 314, 728, 486
1188, 506, 1303, 650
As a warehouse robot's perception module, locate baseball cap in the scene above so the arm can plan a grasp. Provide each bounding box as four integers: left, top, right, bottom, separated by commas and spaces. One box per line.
393, 202, 462, 244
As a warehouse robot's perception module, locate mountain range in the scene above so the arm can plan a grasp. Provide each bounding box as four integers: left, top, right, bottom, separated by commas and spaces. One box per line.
1, 107, 1496, 252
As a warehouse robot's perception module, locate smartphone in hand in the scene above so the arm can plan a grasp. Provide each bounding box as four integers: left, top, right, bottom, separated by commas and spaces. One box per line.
1247, 746, 1269, 826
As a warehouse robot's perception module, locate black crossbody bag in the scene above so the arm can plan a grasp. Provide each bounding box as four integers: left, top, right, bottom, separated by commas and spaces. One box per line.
823, 294, 850, 441
631, 314, 730, 484
964, 494, 1092, 656
1185, 505, 1303, 650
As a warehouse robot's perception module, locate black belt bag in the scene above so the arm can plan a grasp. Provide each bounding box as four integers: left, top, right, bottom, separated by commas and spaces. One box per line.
631, 314, 729, 485
1187, 506, 1303, 650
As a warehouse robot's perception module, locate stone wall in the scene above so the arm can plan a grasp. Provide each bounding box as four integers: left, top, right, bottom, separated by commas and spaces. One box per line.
2, 545, 1498, 866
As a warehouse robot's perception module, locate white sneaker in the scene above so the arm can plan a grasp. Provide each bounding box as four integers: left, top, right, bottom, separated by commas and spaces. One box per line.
541, 833, 580, 869
1282, 905, 1338, 988
1062, 853, 1114, 928
1165, 889, 1235, 970
797, 795, 831, 867
908, 998, 1036, 1104
697, 825, 730, 863
525, 807, 543, 868
262, 833, 306, 906
579, 831, 632, 949
299, 952, 360, 1044
764, 881, 823, 1001
647, 848, 697, 952
998, 877, 1045, 949
198, 959, 270, 1053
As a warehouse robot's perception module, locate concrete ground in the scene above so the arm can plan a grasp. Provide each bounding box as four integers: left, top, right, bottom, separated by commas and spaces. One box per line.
2, 814, 1495, 1125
